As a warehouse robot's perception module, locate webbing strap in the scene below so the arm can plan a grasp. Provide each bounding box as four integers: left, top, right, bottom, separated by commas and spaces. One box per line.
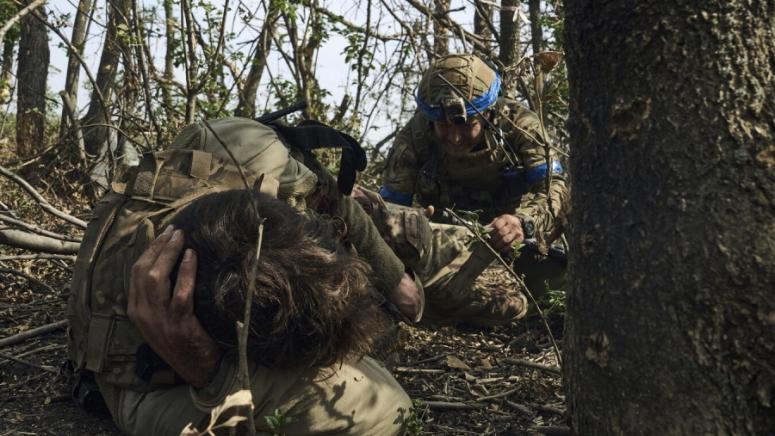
269, 121, 367, 195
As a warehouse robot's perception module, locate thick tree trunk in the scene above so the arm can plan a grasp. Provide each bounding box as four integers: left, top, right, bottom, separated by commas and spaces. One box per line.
82, 0, 128, 156
15, 1, 49, 158
235, 1, 278, 118
59, 0, 93, 140
528, 0, 542, 55
564, 1, 775, 434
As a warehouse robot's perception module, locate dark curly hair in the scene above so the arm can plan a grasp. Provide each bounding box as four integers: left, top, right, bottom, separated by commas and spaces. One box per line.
171, 189, 390, 369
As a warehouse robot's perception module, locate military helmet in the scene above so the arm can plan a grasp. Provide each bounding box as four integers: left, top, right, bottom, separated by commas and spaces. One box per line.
415, 54, 501, 125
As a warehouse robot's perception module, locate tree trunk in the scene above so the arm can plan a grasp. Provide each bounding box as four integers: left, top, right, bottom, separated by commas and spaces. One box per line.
432, 0, 449, 56
528, 0, 542, 55
498, 0, 520, 94
0, 39, 14, 106
564, 1, 775, 434
162, 0, 176, 124
82, 0, 128, 156
59, 0, 93, 140
235, 0, 278, 118
472, 0, 493, 56
15, 1, 49, 158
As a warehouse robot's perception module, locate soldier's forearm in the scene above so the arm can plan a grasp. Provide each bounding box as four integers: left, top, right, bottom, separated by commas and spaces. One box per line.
337, 195, 406, 295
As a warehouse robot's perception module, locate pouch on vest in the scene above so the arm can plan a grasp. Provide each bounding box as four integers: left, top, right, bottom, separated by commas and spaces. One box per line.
67, 149, 277, 392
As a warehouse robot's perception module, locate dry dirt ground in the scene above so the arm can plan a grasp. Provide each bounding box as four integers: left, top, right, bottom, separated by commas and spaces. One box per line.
0, 262, 567, 436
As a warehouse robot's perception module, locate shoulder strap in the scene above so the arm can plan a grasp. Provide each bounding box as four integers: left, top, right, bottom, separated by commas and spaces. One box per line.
268, 121, 366, 195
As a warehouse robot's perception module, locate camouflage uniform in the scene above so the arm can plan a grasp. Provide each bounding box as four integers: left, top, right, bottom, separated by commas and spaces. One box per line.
378, 55, 569, 327
67, 118, 411, 435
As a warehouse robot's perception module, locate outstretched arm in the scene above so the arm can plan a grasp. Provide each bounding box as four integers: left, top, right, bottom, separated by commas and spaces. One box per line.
126, 225, 222, 388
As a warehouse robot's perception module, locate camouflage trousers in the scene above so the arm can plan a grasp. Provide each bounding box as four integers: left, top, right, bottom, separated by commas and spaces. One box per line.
96, 355, 410, 436
353, 187, 565, 327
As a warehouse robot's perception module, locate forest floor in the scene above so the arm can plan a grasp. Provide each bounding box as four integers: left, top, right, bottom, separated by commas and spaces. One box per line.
0, 264, 567, 436
0, 152, 568, 435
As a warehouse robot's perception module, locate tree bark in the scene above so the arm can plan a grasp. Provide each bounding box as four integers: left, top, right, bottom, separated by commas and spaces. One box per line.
59, 0, 93, 140
0, 39, 14, 106
432, 0, 449, 56
82, 0, 129, 156
235, 0, 278, 118
528, 0, 542, 55
498, 0, 520, 94
161, 0, 176, 124
472, 0, 493, 56
0, 229, 80, 255
15, 0, 49, 158
564, 1, 775, 434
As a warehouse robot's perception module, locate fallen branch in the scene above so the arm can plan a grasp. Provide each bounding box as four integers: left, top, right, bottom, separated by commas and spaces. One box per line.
475, 387, 519, 402
0, 229, 81, 254
395, 367, 445, 374
504, 357, 561, 375
0, 351, 58, 374
0, 320, 68, 349
506, 400, 534, 415
424, 401, 486, 410
0, 165, 87, 228
0, 254, 76, 262
0, 267, 58, 294
0, 214, 81, 242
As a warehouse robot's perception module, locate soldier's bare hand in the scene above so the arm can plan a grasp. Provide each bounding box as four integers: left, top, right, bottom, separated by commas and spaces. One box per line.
488, 214, 524, 253
127, 225, 222, 388
388, 272, 424, 323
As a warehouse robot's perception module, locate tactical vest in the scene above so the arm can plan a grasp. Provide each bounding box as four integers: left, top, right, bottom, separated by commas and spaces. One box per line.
414, 100, 537, 222
67, 119, 318, 391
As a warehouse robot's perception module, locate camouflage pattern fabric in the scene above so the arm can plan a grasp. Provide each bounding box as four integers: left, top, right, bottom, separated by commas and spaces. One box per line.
382, 98, 568, 232
96, 355, 410, 436
355, 187, 529, 327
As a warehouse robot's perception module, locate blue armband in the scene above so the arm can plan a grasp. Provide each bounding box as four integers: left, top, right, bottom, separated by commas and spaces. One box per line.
379, 186, 413, 206
525, 160, 564, 185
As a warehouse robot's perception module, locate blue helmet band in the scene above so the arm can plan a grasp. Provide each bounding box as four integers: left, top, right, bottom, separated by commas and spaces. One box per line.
416, 72, 502, 121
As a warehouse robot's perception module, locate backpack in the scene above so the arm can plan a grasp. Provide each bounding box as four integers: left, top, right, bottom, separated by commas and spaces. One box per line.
67, 118, 316, 390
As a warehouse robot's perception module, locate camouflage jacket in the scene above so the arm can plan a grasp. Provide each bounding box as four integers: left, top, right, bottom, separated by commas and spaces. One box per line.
381, 98, 568, 237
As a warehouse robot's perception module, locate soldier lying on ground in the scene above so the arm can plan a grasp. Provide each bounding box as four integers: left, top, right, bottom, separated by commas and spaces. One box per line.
369, 53, 569, 327
114, 189, 410, 435
67, 118, 419, 435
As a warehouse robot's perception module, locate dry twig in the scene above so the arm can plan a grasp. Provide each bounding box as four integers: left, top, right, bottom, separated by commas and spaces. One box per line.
0, 320, 67, 349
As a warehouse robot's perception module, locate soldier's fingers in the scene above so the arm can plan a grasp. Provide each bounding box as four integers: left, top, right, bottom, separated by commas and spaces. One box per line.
171, 249, 197, 321
145, 230, 185, 304
149, 229, 186, 281
134, 225, 175, 272
130, 225, 175, 310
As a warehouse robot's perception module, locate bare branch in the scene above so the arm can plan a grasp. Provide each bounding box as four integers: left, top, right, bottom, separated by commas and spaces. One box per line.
0, 214, 80, 242
0, 320, 67, 349
0, 267, 57, 294
0, 229, 81, 254
0, 165, 87, 228
0, 0, 47, 45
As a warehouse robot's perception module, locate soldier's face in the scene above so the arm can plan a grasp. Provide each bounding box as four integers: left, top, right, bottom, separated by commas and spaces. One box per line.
433, 117, 483, 156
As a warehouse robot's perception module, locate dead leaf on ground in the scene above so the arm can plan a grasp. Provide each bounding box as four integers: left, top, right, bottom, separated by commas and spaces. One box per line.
446, 355, 471, 371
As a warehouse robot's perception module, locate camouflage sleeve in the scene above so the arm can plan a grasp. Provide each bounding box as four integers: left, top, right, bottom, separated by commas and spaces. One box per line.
300, 152, 406, 296
380, 120, 421, 206
336, 194, 406, 295
508, 109, 569, 237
